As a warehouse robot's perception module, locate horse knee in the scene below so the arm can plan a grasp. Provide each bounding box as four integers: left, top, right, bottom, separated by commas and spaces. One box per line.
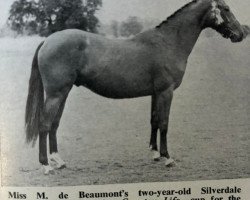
159, 121, 169, 132
151, 121, 159, 130
151, 115, 159, 128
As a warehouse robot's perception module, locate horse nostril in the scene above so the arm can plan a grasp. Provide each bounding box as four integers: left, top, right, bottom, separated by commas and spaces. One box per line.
237, 32, 244, 42
240, 32, 244, 40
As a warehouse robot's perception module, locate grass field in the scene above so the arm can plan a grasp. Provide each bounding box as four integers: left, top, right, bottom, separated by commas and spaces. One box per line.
0, 34, 249, 186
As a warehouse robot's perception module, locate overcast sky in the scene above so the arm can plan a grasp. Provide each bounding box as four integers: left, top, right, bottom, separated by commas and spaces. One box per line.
0, 0, 249, 27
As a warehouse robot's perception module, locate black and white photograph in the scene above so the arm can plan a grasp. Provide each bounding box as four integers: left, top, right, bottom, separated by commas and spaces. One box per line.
0, 0, 249, 187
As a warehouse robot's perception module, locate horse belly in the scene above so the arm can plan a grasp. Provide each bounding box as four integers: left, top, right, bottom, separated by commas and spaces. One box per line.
77, 67, 153, 99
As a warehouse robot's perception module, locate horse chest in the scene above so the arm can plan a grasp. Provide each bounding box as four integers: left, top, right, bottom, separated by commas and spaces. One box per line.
153, 61, 186, 92
172, 65, 186, 89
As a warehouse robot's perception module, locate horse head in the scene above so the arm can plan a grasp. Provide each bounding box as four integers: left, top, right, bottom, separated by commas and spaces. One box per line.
203, 0, 244, 42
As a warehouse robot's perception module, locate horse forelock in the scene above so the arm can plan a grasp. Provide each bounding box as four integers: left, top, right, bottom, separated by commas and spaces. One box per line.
210, 0, 224, 25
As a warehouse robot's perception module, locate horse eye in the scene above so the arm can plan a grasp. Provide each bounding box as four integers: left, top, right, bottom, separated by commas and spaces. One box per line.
224, 7, 230, 12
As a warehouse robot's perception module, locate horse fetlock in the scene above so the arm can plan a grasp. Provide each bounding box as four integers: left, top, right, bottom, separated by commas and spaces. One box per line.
39, 156, 48, 165
149, 143, 158, 150
160, 151, 169, 158
152, 150, 161, 161
49, 153, 66, 169
42, 164, 55, 175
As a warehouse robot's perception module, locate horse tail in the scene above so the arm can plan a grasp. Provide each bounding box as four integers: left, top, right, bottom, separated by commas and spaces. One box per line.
25, 41, 44, 146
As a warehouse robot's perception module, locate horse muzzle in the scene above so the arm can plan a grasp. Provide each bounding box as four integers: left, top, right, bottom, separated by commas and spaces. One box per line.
229, 23, 245, 43
230, 32, 244, 43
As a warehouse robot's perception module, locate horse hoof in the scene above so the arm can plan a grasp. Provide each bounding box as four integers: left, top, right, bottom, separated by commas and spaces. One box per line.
56, 163, 66, 169
164, 158, 175, 167
43, 165, 54, 175
152, 150, 161, 161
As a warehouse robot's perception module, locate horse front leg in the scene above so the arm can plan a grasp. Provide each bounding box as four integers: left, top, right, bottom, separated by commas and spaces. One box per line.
150, 95, 160, 161
157, 86, 175, 166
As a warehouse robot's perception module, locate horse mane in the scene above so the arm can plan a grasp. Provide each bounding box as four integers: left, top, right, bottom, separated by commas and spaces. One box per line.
156, 0, 199, 28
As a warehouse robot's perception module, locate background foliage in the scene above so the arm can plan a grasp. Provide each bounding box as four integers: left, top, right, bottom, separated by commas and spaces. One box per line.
8, 0, 102, 36
119, 16, 143, 37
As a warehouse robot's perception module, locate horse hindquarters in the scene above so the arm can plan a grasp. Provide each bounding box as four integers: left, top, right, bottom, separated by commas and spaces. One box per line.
37, 62, 74, 173
27, 41, 77, 173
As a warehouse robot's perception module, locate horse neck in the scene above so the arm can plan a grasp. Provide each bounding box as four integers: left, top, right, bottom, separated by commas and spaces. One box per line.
156, 0, 211, 57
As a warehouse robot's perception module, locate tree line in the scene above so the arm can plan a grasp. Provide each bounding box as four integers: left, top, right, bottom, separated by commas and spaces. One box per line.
110, 16, 144, 38
7, 0, 145, 37
8, 0, 102, 36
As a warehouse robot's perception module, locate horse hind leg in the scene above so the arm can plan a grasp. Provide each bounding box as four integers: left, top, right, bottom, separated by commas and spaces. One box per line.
48, 98, 67, 169
39, 85, 72, 174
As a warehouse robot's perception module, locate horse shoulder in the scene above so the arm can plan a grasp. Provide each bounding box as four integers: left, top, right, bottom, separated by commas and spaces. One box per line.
151, 50, 188, 90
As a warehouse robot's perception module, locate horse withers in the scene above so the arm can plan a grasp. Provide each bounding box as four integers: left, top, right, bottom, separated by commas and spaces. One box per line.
25, 0, 244, 174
